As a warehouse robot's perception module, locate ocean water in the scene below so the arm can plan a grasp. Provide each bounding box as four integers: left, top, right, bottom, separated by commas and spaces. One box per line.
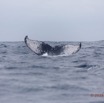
0, 41, 104, 103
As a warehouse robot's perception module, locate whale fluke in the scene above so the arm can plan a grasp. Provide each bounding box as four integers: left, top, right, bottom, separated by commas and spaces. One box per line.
24, 36, 81, 56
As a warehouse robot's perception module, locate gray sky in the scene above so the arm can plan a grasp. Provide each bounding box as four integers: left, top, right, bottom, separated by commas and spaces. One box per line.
0, 0, 104, 41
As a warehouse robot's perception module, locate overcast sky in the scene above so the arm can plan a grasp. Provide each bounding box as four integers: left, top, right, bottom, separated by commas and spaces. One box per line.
0, 0, 104, 41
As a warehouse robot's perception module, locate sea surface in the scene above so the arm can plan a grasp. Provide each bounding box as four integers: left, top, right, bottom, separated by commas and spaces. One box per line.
0, 41, 104, 103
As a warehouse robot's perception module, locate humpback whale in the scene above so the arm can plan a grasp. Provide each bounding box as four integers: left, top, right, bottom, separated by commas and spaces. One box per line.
24, 36, 81, 56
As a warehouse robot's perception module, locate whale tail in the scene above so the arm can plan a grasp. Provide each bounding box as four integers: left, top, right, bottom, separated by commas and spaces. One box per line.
79, 42, 81, 49
61, 42, 81, 55
24, 36, 81, 56
24, 36, 53, 55
24, 35, 28, 42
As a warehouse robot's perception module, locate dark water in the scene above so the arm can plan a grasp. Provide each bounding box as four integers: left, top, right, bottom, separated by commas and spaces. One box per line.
0, 41, 104, 103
